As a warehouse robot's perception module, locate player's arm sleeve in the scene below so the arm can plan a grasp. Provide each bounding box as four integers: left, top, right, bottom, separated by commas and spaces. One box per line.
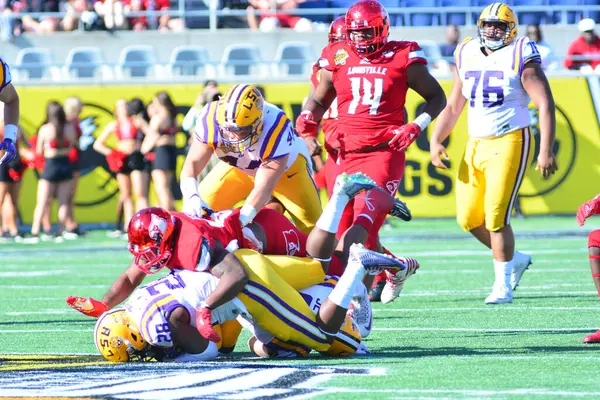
407, 42, 428, 67
258, 111, 293, 160
516, 38, 542, 75
0, 58, 13, 93
193, 102, 219, 149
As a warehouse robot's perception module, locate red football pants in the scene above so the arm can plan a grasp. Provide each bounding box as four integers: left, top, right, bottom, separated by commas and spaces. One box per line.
337, 147, 406, 249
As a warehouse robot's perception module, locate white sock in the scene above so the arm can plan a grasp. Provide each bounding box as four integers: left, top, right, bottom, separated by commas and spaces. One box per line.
493, 260, 512, 289
316, 192, 350, 234
328, 261, 365, 309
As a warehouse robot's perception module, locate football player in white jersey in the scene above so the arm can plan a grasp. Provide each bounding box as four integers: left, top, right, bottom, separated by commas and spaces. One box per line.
429, 2, 558, 304
180, 84, 320, 234
0, 57, 19, 166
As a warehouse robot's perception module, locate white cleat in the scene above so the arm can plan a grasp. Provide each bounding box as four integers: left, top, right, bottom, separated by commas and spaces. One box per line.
511, 252, 532, 291
380, 257, 420, 304
348, 243, 407, 275
333, 172, 377, 200
484, 285, 513, 304
349, 283, 373, 338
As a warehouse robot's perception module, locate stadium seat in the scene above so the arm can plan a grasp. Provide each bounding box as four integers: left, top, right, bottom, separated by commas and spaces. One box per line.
115, 45, 157, 79
549, 0, 581, 24
440, 0, 471, 26
581, 0, 600, 23
514, 0, 548, 25
167, 45, 216, 78
14, 48, 60, 81
417, 40, 451, 75
297, 0, 331, 24
401, 0, 438, 27
219, 43, 267, 78
272, 41, 314, 77
63, 47, 111, 80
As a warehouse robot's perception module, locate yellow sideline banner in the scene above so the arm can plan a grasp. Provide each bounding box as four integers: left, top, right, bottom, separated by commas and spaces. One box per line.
14, 77, 600, 223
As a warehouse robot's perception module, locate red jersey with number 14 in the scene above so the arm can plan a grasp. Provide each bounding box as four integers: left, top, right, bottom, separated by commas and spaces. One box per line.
321, 40, 427, 152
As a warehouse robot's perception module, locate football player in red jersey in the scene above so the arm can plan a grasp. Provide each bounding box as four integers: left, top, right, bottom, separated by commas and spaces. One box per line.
578, 193, 600, 343
303, 16, 346, 196
66, 205, 323, 317
297, 0, 446, 303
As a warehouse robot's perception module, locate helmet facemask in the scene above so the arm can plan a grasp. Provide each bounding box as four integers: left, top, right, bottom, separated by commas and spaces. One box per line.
479, 20, 511, 50
347, 26, 387, 57
129, 242, 172, 274
219, 117, 263, 154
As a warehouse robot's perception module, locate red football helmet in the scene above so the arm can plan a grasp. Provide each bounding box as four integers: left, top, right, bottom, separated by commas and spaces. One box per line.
329, 16, 347, 44
345, 0, 390, 56
127, 207, 176, 274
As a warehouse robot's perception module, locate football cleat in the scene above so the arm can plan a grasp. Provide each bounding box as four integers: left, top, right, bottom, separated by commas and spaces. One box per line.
510, 252, 532, 291
583, 329, 600, 344
484, 285, 513, 305
349, 283, 373, 338
388, 197, 412, 221
333, 172, 377, 200
348, 243, 406, 275
380, 256, 420, 304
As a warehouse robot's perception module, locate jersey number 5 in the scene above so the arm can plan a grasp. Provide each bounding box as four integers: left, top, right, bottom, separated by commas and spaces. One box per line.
465, 70, 504, 108
348, 77, 384, 115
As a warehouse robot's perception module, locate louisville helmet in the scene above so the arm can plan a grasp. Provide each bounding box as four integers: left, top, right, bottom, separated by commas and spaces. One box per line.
127, 207, 176, 274
345, 0, 390, 57
216, 84, 265, 153
329, 16, 347, 44
326, 316, 363, 357
94, 309, 148, 362
477, 2, 518, 50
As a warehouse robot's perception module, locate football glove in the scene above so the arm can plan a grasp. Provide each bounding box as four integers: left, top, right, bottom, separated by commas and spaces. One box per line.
388, 123, 421, 151
295, 111, 319, 138
195, 306, 222, 342
577, 195, 600, 226
182, 193, 213, 218
0, 138, 17, 165
66, 296, 109, 317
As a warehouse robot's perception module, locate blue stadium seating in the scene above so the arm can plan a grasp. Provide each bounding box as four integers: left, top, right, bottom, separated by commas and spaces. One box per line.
440, 0, 472, 26
581, 0, 600, 23
514, 0, 548, 25
401, 0, 438, 27
549, 0, 581, 24
298, 0, 332, 24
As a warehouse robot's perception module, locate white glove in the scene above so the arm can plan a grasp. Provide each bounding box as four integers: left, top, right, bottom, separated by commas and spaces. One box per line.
182, 193, 205, 218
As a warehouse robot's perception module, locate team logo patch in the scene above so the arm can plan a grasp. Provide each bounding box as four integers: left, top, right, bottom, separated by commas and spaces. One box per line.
282, 229, 301, 256
385, 180, 400, 195
334, 49, 349, 66
149, 214, 167, 242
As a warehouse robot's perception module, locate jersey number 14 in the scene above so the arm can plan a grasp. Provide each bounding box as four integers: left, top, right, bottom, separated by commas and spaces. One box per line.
348, 77, 384, 115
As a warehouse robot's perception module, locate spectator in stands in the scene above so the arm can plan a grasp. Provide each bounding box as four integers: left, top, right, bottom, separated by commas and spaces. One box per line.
63, 96, 83, 238
95, 0, 126, 30
247, 0, 312, 32
439, 24, 459, 61
61, 0, 88, 31
526, 24, 558, 71
122, 0, 184, 31
17, 0, 61, 34
565, 18, 600, 71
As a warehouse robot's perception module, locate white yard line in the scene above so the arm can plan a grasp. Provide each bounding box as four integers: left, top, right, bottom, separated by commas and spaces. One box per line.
372, 327, 596, 332
374, 306, 600, 312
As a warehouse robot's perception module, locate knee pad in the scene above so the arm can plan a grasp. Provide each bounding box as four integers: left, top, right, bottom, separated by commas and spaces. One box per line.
589, 229, 600, 249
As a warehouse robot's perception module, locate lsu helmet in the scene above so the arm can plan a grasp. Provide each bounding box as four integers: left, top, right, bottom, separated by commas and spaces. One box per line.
477, 3, 518, 50
326, 316, 363, 357
216, 84, 265, 153
94, 309, 148, 362
329, 16, 347, 44
345, 0, 390, 57
127, 207, 176, 274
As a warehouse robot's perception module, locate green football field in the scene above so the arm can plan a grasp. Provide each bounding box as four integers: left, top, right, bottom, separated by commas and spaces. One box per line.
1, 216, 600, 399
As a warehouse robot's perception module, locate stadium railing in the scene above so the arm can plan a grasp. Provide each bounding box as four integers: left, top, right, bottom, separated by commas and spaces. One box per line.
3, 4, 600, 33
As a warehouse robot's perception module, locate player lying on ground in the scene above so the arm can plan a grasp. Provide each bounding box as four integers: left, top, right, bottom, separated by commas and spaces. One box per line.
94, 174, 412, 361
577, 193, 600, 344
68, 174, 411, 337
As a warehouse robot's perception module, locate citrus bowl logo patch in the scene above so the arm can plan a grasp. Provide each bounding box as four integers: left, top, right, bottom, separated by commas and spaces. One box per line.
334, 49, 349, 66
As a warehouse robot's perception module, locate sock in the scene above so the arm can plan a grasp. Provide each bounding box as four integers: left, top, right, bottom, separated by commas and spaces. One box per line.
328, 255, 344, 277
316, 192, 350, 234
328, 261, 365, 309
353, 281, 368, 299
493, 260, 512, 289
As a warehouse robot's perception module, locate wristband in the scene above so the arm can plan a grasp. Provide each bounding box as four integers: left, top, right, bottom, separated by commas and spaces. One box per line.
412, 113, 432, 131
240, 204, 257, 226
180, 177, 199, 200
4, 124, 17, 142
300, 111, 319, 138
200, 301, 213, 310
